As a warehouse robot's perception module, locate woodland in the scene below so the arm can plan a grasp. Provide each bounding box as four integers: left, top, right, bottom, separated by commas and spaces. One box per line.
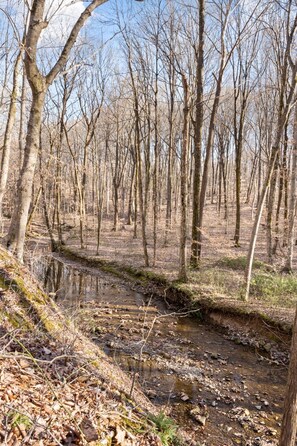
0, 0, 297, 445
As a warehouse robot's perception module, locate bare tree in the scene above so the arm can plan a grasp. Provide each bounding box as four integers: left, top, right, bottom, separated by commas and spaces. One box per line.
5, 0, 113, 261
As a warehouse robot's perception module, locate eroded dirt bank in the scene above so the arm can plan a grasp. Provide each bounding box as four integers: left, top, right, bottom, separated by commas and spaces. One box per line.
32, 252, 288, 446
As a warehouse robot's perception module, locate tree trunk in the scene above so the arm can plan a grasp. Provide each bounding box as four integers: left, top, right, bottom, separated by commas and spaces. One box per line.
244, 146, 278, 300
0, 48, 23, 220
234, 101, 246, 247
197, 56, 225, 261
266, 152, 279, 263
127, 159, 135, 225
191, 0, 205, 267
278, 304, 297, 446
6, 91, 46, 261
283, 102, 297, 273
179, 75, 190, 281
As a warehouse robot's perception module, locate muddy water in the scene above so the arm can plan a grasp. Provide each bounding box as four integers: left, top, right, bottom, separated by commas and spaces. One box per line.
31, 254, 286, 446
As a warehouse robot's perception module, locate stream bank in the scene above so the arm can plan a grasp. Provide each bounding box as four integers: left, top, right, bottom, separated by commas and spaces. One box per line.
0, 246, 169, 446
31, 251, 289, 446
57, 245, 292, 357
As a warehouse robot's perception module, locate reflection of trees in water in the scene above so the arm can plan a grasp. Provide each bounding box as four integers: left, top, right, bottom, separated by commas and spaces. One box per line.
44, 258, 63, 296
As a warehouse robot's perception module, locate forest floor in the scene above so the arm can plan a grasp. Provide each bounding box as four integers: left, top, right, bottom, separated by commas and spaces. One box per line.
38, 202, 297, 336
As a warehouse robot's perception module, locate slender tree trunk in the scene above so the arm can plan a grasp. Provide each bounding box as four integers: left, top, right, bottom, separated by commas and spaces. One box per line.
191, 0, 205, 267
245, 62, 297, 300
133, 142, 138, 239
244, 147, 278, 300
246, 153, 257, 204
283, 103, 297, 272
179, 75, 190, 281
153, 118, 159, 265
96, 156, 107, 255
0, 48, 23, 220
273, 139, 287, 255
127, 159, 135, 225
266, 152, 279, 263
18, 65, 27, 172
165, 67, 175, 246
283, 124, 289, 247
234, 102, 246, 247
197, 59, 225, 260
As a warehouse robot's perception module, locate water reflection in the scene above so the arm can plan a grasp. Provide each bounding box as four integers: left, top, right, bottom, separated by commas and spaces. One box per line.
31, 255, 117, 308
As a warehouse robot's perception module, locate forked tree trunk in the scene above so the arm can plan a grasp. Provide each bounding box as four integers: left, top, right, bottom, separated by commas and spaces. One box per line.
6, 0, 109, 261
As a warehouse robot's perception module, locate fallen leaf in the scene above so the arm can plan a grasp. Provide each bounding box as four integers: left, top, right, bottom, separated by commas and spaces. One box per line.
79, 418, 99, 443
115, 425, 126, 444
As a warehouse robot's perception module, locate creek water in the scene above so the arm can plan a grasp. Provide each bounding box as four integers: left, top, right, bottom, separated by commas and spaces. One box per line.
31, 253, 286, 446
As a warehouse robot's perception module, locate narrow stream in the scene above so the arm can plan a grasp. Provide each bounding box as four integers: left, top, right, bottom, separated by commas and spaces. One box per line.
31, 254, 285, 446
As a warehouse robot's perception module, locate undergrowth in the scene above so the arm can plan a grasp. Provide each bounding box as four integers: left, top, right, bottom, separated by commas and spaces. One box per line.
149, 412, 180, 446
250, 272, 297, 307
217, 256, 266, 271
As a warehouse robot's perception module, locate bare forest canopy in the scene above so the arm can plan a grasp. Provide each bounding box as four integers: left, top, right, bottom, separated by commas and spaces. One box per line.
0, 0, 297, 297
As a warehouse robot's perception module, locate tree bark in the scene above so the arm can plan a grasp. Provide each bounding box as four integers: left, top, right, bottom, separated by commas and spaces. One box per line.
7, 90, 46, 261
283, 102, 297, 272
279, 304, 297, 446
191, 0, 204, 267
179, 74, 190, 281
0, 48, 24, 220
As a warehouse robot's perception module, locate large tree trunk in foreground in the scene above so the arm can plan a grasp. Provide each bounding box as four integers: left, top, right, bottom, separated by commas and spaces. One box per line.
279, 304, 297, 446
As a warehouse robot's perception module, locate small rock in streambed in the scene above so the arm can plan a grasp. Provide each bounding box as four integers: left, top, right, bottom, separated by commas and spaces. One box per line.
189, 406, 208, 426
146, 389, 157, 399
210, 352, 220, 360
180, 392, 190, 401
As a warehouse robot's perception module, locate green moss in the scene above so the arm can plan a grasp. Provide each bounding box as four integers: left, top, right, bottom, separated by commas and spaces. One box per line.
5, 310, 32, 330
0, 275, 8, 289
8, 411, 33, 429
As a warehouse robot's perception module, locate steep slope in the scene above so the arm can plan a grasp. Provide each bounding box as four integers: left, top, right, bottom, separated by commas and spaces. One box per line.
0, 246, 167, 446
